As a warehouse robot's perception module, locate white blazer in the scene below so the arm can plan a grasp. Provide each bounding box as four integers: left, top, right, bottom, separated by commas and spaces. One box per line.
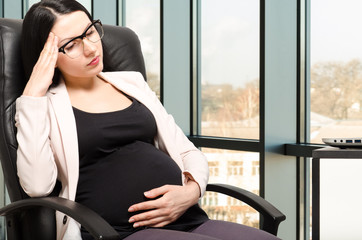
15, 71, 209, 240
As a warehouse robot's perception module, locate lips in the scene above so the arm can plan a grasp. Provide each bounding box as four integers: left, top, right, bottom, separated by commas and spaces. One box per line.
88, 56, 100, 66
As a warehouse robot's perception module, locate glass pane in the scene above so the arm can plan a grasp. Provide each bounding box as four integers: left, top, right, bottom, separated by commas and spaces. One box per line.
320, 159, 362, 239
27, 0, 40, 9
310, 0, 362, 143
200, 0, 259, 139
201, 148, 259, 227
24, 1, 91, 19
77, 0, 92, 14
124, 0, 161, 97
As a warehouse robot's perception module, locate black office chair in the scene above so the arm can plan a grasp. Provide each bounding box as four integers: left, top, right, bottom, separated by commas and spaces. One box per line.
0, 18, 285, 240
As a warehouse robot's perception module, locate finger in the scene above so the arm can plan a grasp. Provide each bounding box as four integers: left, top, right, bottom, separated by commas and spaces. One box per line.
41, 32, 55, 55
130, 213, 169, 228
128, 198, 162, 212
50, 35, 59, 66
53, 34, 59, 49
40, 34, 58, 68
40, 33, 58, 65
53, 33, 58, 45
49, 34, 57, 55
144, 185, 171, 199
129, 203, 173, 226
129, 209, 161, 223
130, 205, 170, 221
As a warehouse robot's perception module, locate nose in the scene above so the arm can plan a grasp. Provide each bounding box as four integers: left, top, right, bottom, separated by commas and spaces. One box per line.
82, 38, 97, 56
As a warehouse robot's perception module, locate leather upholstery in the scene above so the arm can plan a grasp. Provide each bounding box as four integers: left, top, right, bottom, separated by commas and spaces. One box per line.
0, 18, 147, 240
0, 18, 26, 203
102, 24, 146, 79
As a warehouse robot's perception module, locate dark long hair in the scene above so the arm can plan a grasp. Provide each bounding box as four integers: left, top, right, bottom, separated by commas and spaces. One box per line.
21, 0, 93, 86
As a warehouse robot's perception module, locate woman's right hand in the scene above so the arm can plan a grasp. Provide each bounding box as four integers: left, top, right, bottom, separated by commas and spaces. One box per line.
23, 32, 59, 97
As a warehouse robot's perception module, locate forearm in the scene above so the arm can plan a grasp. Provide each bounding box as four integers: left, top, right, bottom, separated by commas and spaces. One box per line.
15, 96, 57, 197
183, 179, 201, 206
182, 150, 209, 197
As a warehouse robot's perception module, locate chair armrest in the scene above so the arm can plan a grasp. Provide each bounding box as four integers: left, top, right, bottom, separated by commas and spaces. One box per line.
0, 197, 121, 240
206, 183, 286, 236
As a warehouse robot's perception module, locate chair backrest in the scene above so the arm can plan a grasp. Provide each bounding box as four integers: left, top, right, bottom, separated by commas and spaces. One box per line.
0, 18, 147, 239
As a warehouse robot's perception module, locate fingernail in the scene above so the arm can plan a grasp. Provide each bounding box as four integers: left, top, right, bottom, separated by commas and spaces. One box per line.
128, 207, 134, 212
133, 223, 139, 228
129, 218, 135, 223
144, 191, 150, 197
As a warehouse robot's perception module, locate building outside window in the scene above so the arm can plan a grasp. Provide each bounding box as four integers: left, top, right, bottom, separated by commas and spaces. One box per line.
228, 161, 244, 176
201, 149, 259, 227
252, 160, 259, 176
208, 161, 219, 177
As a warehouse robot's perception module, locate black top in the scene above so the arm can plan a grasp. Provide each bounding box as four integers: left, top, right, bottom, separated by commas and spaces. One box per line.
73, 95, 208, 238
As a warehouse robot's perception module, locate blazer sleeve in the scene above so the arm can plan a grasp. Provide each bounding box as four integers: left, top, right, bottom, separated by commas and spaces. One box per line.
131, 73, 209, 196
15, 95, 57, 197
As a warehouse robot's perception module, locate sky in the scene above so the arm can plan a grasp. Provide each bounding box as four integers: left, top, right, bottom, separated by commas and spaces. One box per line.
311, 0, 362, 65
200, 0, 259, 88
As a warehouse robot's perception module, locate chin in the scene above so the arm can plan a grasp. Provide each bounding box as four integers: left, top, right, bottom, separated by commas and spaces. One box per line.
90, 61, 104, 75
96, 63, 104, 74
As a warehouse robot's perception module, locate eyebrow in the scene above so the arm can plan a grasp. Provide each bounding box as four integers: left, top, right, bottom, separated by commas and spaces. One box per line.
58, 22, 93, 45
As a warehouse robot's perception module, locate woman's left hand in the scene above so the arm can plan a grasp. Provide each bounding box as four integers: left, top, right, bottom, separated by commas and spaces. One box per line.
128, 181, 200, 228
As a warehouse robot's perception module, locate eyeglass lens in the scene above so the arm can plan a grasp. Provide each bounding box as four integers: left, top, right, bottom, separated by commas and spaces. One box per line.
63, 22, 103, 58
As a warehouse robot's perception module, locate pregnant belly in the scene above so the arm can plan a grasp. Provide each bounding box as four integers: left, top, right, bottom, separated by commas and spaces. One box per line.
75, 141, 182, 227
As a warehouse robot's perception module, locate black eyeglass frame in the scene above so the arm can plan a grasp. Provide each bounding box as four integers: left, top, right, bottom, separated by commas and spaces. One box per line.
58, 19, 103, 55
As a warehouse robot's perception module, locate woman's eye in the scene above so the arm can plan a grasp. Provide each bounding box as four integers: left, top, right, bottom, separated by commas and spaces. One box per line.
65, 42, 76, 51
86, 29, 94, 37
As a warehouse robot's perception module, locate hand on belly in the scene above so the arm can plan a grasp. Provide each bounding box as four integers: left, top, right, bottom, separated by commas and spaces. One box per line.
128, 181, 200, 228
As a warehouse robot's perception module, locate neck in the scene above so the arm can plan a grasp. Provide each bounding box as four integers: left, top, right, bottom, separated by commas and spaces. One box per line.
63, 74, 102, 92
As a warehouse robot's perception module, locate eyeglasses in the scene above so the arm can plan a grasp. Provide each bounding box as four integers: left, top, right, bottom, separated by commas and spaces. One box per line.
58, 19, 104, 59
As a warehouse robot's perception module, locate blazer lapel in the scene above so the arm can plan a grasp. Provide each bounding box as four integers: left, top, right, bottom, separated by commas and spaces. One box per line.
99, 72, 157, 113
48, 82, 79, 200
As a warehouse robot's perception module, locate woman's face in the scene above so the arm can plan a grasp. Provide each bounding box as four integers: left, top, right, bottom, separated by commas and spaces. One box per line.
52, 11, 103, 81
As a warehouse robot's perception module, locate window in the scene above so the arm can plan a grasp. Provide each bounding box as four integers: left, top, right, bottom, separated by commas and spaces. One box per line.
24, 1, 91, 16
252, 160, 259, 176
310, 0, 362, 143
208, 161, 219, 177
309, 1, 362, 239
228, 161, 244, 176
124, 0, 161, 97
27, 0, 40, 8
202, 192, 218, 206
197, 0, 261, 229
200, 0, 259, 139
201, 148, 259, 227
